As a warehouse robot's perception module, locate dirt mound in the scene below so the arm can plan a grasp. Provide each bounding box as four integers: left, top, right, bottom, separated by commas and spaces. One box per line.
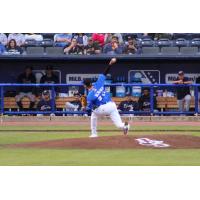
7, 134, 200, 149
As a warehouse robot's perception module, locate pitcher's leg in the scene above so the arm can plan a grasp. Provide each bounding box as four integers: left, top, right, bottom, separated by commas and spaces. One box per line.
109, 102, 130, 135
90, 112, 98, 137
110, 109, 124, 129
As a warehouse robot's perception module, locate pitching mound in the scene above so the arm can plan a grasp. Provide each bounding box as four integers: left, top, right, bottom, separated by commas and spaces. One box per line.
7, 134, 200, 149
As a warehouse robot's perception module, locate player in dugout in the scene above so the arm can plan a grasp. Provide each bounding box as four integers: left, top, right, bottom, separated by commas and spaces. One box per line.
83, 58, 130, 138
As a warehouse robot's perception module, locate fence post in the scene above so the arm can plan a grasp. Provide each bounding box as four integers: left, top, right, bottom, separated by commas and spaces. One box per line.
51, 86, 55, 114
150, 86, 154, 115
1, 86, 4, 114
194, 85, 199, 115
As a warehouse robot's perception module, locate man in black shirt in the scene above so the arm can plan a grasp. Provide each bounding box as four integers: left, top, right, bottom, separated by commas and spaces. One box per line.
40, 66, 59, 84
40, 66, 59, 94
138, 88, 157, 112
124, 36, 138, 54
84, 37, 101, 55
15, 66, 36, 110
63, 38, 83, 55
172, 71, 192, 112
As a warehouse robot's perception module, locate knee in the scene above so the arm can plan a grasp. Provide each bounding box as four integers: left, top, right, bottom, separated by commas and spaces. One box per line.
185, 95, 191, 102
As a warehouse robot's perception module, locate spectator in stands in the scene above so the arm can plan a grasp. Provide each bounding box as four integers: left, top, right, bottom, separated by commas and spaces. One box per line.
8, 33, 25, 46
37, 90, 56, 115
40, 66, 59, 84
92, 33, 105, 47
6, 39, 23, 54
124, 36, 138, 54
0, 43, 6, 54
24, 33, 43, 41
15, 66, 36, 111
54, 33, 72, 47
103, 35, 124, 54
73, 33, 88, 47
84, 37, 101, 55
104, 33, 124, 44
138, 88, 157, 112
63, 38, 83, 55
118, 95, 139, 112
0, 33, 8, 46
104, 33, 113, 44
172, 71, 192, 112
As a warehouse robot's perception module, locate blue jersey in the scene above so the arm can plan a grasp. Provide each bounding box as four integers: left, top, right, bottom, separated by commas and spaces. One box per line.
86, 74, 111, 110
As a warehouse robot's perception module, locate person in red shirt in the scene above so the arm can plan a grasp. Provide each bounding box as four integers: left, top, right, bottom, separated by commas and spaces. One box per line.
92, 33, 105, 47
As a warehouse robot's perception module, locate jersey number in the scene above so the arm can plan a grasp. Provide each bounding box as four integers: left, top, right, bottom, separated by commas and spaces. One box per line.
97, 91, 106, 101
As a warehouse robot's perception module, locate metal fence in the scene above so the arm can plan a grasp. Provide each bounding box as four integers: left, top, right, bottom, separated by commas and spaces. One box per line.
0, 83, 200, 115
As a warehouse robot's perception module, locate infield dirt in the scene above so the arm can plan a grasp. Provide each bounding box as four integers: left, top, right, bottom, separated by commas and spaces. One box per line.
7, 134, 200, 149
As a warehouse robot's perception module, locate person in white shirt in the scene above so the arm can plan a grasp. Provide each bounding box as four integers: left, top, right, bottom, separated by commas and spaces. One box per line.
24, 33, 43, 41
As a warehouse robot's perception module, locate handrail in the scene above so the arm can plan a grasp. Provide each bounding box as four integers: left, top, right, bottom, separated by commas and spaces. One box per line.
0, 83, 199, 115
0, 83, 199, 87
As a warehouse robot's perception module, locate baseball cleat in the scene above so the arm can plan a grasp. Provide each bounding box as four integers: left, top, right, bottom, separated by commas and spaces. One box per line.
123, 122, 130, 135
89, 134, 98, 138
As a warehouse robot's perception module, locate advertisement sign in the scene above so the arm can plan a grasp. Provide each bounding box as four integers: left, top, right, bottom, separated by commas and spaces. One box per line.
128, 70, 160, 83
66, 74, 99, 84
165, 73, 200, 83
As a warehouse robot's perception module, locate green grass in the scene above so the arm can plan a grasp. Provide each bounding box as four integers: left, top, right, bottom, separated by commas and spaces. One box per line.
0, 149, 200, 166
0, 125, 200, 166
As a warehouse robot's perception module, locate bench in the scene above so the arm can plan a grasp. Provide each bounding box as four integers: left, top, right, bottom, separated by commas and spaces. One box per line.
2, 96, 196, 111
157, 97, 195, 110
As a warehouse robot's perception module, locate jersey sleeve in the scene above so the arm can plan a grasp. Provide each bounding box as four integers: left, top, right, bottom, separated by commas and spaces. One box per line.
95, 74, 106, 89
86, 96, 93, 111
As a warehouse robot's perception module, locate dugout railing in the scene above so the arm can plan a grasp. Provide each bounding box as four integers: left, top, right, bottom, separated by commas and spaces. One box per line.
0, 83, 200, 115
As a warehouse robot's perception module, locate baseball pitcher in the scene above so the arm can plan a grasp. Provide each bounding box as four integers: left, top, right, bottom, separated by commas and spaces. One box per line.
83, 58, 130, 138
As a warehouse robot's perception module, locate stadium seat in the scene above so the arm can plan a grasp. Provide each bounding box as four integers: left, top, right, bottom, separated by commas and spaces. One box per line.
189, 33, 200, 39
26, 47, 44, 55
190, 38, 200, 47
142, 47, 160, 54
24, 39, 38, 47
40, 39, 54, 47
160, 47, 179, 55
140, 39, 155, 47
180, 47, 198, 55
175, 38, 188, 47
173, 33, 190, 40
41, 33, 55, 40
157, 38, 172, 47
46, 47, 64, 55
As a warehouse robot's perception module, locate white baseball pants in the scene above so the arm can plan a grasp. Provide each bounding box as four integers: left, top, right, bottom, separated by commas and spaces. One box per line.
91, 101, 125, 134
